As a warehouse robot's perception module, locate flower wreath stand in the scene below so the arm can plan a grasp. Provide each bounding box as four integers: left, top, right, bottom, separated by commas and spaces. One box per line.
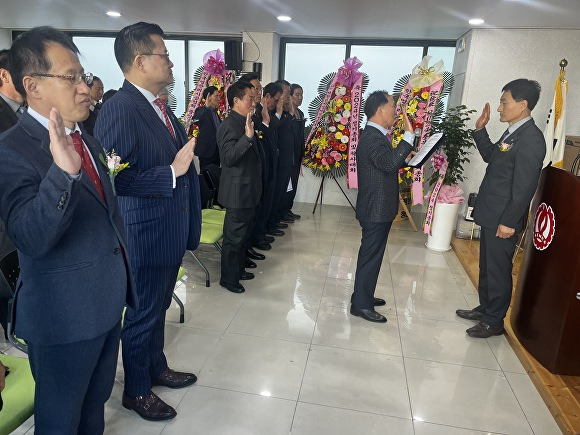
304, 57, 368, 214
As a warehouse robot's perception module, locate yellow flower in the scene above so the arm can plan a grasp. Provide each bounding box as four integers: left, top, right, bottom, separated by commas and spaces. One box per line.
344, 103, 351, 111
398, 175, 403, 184
337, 125, 345, 131
421, 91, 429, 99
335, 99, 344, 107
335, 162, 341, 167
413, 87, 420, 93
335, 132, 343, 140
409, 99, 418, 109
406, 105, 417, 115
406, 170, 413, 178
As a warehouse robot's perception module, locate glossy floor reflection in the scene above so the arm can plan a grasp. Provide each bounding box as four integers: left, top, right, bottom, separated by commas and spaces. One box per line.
5, 203, 560, 434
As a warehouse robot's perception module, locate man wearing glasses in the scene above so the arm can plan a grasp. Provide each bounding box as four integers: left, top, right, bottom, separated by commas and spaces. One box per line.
0, 27, 137, 433
95, 22, 201, 421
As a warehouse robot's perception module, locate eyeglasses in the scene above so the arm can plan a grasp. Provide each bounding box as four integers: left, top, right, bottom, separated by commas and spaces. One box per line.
141, 52, 171, 62
31, 72, 93, 86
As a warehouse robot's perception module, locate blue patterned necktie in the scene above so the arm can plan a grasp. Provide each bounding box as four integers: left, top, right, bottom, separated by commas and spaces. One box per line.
498, 128, 510, 143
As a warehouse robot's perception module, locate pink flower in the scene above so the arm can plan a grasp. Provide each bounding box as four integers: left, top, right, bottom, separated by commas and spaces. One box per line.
418, 102, 426, 109
321, 158, 328, 166
416, 109, 426, 118
432, 152, 447, 170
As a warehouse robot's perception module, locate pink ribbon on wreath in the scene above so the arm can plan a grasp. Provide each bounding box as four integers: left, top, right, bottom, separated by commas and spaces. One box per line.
336, 57, 363, 87
203, 49, 226, 75
423, 152, 448, 235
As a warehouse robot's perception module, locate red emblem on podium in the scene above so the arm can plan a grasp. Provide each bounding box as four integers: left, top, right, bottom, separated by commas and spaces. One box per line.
533, 202, 556, 251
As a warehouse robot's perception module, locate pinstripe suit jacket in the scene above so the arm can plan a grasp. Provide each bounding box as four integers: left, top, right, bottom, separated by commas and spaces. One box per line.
355, 125, 413, 223
0, 113, 137, 345
94, 80, 201, 268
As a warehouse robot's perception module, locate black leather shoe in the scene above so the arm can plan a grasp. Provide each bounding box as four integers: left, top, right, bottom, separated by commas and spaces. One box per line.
350, 295, 386, 306
254, 241, 272, 250
274, 222, 288, 229
245, 258, 257, 268
456, 309, 484, 321
240, 271, 254, 280
247, 248, 266, 260
350, 305, 387, 323
280, 216, 294, 223
219, 280, 245, 293
288, 211, 301, 220
264, 235, 275, 243
122, 392, 177, 421
152, 368, 197, 389
466, 322, 504, 338
267, 229, 284, 237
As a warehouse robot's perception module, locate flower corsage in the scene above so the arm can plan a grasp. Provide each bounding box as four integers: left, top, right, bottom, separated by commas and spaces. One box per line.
99, 149, 129, 195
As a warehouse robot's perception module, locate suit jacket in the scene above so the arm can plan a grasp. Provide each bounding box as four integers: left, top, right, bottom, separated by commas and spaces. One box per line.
472, 119, 546, 231
217, 110, 262, 209
252, 104, 278, 184
355, 125, 413, 223
275, 112, 302, 167
81, 107, 99, 136
94, 80, 202, 267
0, 95, 18, 134
193, 105, 220, 158
0, 113, 137, 345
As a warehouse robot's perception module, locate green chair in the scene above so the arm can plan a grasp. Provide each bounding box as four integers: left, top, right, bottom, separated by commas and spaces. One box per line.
189, 221, 223, 287
0, 354, 34, 435
201, 208, 226, 226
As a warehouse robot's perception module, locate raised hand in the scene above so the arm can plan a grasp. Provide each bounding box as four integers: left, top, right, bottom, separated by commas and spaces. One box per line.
262, 103, 270, 125
245, 111, 255, 138
475, 103, 490, 130
171, 137, 195, 177
48, 107, 81, 175
402, 109, 413, 133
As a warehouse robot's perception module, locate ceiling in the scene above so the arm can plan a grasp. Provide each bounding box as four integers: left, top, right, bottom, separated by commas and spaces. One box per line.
1, 0, 580, 40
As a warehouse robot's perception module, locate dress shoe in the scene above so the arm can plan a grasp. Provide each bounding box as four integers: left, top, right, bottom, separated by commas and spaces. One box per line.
466, 321, 505, 338
280, 216, 295, 223
274, 222, 288, 229
456, 308, 484, 321
264, 235, 275, 243
350, 295, 386, 306
152, 368, 197, 389
122, 392, 176, 421
245, 258, 257, 268
219, 280, 245, 293
288, 211, 301, 220
349, 305, 387, 323
240, 271, 254, 280
247, 248, 266, 260
267, 229, 284, 237
253, 241, 272, 251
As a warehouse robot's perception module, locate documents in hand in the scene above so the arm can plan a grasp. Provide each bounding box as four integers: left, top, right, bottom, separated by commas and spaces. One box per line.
407, 132, 446, 168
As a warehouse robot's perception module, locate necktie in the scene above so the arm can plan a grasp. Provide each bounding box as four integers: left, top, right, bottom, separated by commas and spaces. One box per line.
15, 106, 26, 118
498, 128, 510, 143
70, 132, 106, 203
153, 98, 176, 141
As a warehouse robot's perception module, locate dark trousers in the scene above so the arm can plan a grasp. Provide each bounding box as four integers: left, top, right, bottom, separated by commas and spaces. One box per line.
251, 180, 276, 245
268, 165, 293, 228
122, 265, 180, 397
352, 221, 392, 310
477, 226, 518, 326
199, 148, 220, 173
28, 321, 121, 434
221, 207, 255, 285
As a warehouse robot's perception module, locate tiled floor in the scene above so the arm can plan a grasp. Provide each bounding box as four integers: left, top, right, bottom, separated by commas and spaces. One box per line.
2, 203, 561, 434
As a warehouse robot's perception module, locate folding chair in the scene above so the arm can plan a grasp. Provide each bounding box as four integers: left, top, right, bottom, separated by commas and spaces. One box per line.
0, 354, 34, 435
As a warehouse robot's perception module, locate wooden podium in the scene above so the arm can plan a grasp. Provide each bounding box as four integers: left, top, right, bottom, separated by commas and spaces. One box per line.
511, 166, 580, 375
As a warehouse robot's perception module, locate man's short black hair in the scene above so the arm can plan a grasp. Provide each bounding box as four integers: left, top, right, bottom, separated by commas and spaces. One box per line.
263, 82, 282, 98
202, 86, 219, 100
238, 73, 259, 83
502, 79, 541, 111
89, 75, 102, 89
290, 83, 302, 95
276, 79, 290, 90
364, 90, 390, 119
114, 22, 164, 74
102, 89, 117, 104
227, 81, 254, 107
9, 26, 80, 97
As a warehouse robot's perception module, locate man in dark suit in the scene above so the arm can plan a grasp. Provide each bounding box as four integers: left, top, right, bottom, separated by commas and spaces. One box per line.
0, 27, 137, 433
351, 91, 414, 323
217, 81, 262, 294
95, 22, 201, 421
456, 79, 545, 338
82, 75, 103, 135
194, 85, 221, 171
0, 48, 24, 337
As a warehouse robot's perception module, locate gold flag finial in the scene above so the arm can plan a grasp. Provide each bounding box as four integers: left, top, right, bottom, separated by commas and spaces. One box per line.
560, 59, 568, 71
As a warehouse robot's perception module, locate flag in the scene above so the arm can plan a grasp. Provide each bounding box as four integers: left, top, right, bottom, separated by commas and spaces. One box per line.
543, 69, 568, 168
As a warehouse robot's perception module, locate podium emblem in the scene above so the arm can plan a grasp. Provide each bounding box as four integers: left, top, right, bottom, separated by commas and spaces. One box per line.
533, 202, 556, 251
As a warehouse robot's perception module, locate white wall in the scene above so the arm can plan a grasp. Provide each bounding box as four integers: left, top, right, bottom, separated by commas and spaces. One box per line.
0, 29, 11, 49
242, 31, 279, 84
453, 28, 580, 203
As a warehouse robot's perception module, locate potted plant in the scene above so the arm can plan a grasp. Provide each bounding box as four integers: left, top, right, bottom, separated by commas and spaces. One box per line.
425, 104, 476, 251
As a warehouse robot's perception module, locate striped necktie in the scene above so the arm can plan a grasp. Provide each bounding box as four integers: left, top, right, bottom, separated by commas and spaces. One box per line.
153, 98, 176, 141
70, 132, 106, 203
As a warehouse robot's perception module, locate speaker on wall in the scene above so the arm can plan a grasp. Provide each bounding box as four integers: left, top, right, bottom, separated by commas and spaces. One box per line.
224, 40, 243, 72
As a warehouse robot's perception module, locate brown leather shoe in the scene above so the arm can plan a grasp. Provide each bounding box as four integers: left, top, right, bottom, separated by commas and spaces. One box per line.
122, 392, 176, 421
151, 368, 197, 389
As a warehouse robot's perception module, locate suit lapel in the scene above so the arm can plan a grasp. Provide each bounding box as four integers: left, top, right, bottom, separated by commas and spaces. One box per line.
81, 133, 115, 210
0, 97, 18, 127
122, 81, 179, 154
